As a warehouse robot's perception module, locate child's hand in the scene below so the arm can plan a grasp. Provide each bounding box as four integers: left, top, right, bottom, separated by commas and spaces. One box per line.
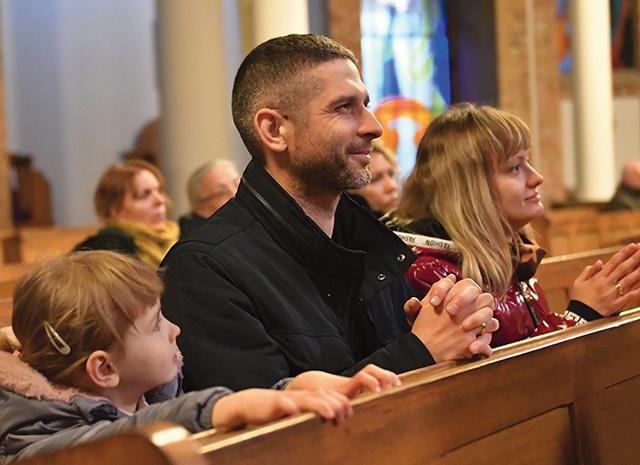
212, 388, 352, 430
286, 364, 401, 397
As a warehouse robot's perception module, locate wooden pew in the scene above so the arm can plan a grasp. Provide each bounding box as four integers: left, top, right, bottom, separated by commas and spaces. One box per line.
18, 225, 99, 264
533, 204, 640, 257
598, 209, 640, 248
14, 311, 640, 465
536, 246, 620, 312
532, 204, 600, 256
12, 422, 207, 465
0, 262, 31, 299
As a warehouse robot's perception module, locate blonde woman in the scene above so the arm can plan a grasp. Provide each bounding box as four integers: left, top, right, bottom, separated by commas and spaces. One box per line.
347, 140, 399, 218
388, 103, 640, 346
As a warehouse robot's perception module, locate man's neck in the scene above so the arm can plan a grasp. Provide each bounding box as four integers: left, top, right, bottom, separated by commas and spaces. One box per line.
267, 166, 340, 237
292, 192, 339, 237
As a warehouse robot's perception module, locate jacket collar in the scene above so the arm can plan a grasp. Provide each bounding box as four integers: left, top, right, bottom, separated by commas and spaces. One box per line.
237, 160, 415, 296
0, 351, 82, 402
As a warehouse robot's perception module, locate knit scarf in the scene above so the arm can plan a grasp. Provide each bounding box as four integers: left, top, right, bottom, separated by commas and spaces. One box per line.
104, 219, 179, 268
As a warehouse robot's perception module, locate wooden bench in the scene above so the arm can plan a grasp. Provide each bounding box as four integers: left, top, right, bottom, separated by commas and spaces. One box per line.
13, 310, 640, 465
18, 225, 99, 264
536, 246, 620, 312
533, 204, 640, 256
0, 298, 12, 326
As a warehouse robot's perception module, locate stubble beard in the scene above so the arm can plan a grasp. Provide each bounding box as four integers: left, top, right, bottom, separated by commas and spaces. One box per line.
290, 143, 372, 193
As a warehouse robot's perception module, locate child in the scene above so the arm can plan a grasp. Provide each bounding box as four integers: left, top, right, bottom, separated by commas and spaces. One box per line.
0, 251, 400, 462
388, 103, 640, 346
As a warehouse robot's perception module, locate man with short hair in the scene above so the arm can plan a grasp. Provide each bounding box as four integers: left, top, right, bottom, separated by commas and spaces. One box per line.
179, 160, 240, 239
161, 34, 497, 392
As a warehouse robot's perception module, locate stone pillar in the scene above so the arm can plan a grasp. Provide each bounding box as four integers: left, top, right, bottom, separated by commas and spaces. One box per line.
571, 0, 615, 201
156, 0, 246, 218
247, 0, 309, 48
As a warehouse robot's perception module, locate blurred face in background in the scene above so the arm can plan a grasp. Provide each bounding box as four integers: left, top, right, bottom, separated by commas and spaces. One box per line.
193, 164, 241, 218
349, 149, 399, 215
111, 169, 168, 227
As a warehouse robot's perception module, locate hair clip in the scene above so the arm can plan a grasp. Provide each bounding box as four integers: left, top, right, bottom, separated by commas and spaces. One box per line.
43, 321, 71, 355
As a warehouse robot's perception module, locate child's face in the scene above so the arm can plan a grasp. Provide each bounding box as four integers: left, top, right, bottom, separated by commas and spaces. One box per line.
115, 299, 181, 396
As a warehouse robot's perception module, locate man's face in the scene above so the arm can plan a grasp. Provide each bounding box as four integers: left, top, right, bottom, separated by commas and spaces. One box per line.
285, 59, 383, 194
194, 165, 240, 218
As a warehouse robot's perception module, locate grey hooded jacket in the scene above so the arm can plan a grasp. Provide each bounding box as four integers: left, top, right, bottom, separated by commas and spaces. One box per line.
0, 351, 232, 463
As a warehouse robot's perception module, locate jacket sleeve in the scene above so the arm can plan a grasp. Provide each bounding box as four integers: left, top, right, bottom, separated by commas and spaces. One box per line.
161, 249, 291, 392
404, 251, 463, 300
12, 388, 232, 461
339, 332, 435, 376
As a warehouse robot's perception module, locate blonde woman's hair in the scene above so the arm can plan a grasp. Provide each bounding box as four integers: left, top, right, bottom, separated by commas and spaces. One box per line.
395, 103, 533, 295
372, 139, 398, 169
0, 251, 163, 385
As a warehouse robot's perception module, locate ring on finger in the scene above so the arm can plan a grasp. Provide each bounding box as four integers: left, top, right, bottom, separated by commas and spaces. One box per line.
479, 322, 487, 336
615, 281, 625, 297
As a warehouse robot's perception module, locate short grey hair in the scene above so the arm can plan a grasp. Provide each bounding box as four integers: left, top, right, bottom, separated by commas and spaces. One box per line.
186, 160, 238, 207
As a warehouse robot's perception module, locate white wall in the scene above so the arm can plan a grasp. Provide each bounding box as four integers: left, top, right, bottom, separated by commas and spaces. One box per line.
2, 0, 160, 226
561, 95, 640, 197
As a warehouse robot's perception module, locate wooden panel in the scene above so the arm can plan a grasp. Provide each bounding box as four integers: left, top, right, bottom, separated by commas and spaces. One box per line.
536, 246, 620, 312
437, 408, 576, 465
18, 225, 99, 264
598, 210, 640, 247
533, 205, 640, 257
573, 375, 640, 465
532, 205, 601, 256
190, 312, 640, 465
12, 312, 640, 465
14, 423, 206, 465
0, 297, 12, 326
0, 262, 31, 299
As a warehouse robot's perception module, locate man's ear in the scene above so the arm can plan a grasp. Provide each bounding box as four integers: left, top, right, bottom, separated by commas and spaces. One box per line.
255, 109, 290, 154
85, 350, 120, 389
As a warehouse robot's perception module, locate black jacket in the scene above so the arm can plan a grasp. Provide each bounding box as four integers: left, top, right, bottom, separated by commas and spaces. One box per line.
161, 160, 434, 391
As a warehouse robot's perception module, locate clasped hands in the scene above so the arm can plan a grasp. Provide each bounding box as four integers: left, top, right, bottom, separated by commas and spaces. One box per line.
404, 274, 498, 363
571, 243, 640, 316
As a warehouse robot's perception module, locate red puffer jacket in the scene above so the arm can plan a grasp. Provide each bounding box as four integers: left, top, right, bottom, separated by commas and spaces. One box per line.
392, 221, 577, 347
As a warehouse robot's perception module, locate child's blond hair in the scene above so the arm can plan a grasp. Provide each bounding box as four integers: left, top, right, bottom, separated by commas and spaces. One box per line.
0, 251, 163, 385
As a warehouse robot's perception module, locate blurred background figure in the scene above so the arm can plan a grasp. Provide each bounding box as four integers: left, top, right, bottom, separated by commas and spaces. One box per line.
347, 141, 399, 218
604, 160, 640, 211
179, 160, 240, 239
75, 159, 179, 267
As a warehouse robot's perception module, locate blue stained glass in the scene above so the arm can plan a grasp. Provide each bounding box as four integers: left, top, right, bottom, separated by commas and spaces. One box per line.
361, 0, 451, 178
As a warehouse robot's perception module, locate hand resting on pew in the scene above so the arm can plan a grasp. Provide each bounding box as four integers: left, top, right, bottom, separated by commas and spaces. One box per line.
214, 365, 402, 429
0, 252, 403, 462
403, 275, 499, 362
570, 242, 640, 317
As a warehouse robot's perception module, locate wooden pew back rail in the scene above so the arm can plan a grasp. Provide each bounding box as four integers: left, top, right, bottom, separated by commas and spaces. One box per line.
14, 311, 640, 465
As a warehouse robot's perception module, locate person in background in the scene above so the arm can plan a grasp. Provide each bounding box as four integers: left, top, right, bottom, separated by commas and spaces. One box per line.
604, 160, 640, 211
0, 251, 401, 462
388, 103, 640, 347
161, 34, 497, 393
179, 160, 241, 239
74, 159, 179, 267
347, 140, 399, 218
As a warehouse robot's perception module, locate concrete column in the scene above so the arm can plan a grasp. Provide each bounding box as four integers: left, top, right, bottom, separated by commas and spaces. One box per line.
571, 0, 615, 201
250, 0, 309, 47
156, 0, 246, 218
